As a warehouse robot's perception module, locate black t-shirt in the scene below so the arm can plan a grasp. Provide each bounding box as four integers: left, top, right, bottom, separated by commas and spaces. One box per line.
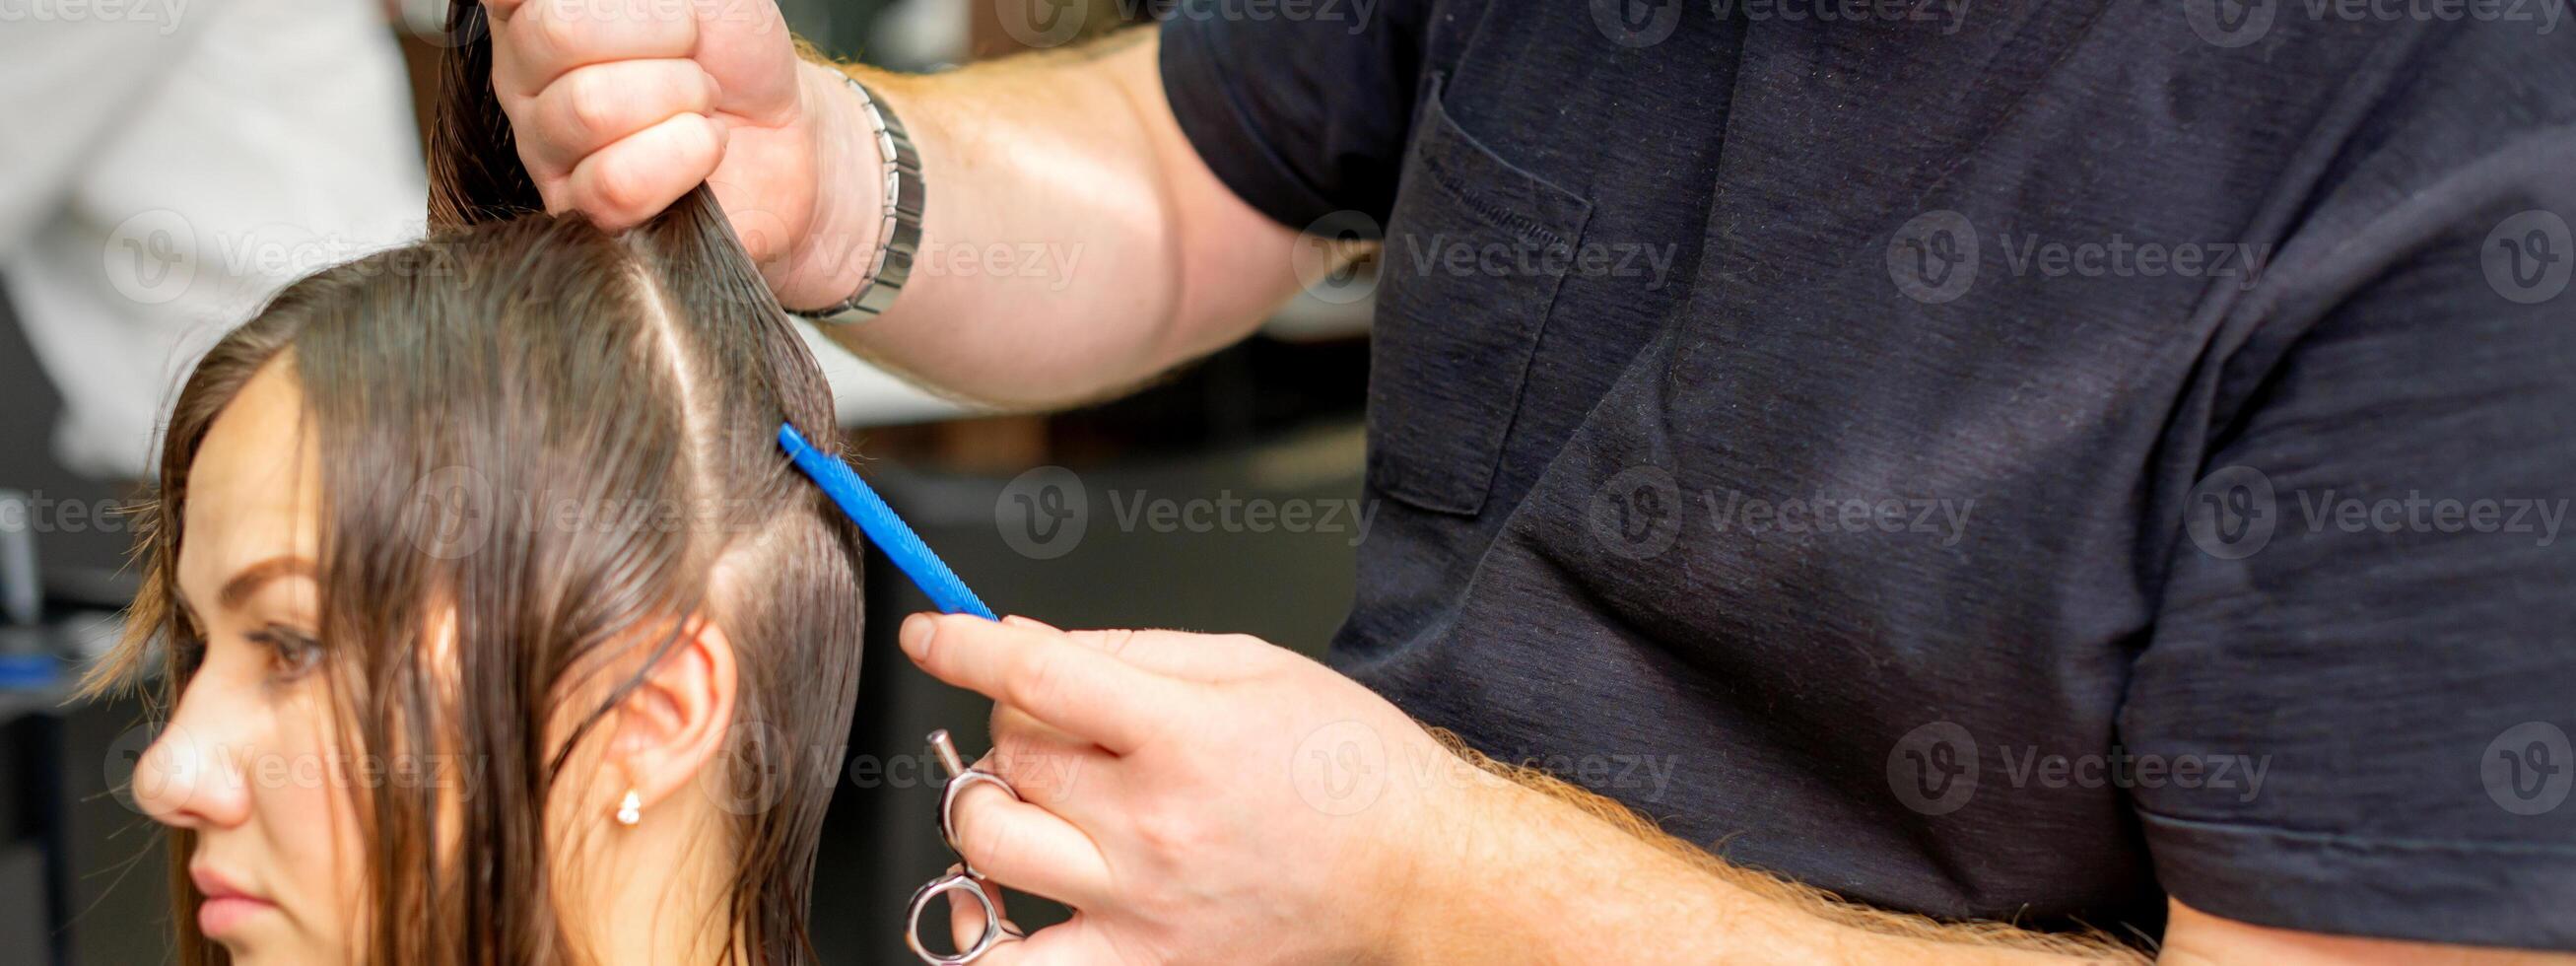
1162, 1, 2576, 951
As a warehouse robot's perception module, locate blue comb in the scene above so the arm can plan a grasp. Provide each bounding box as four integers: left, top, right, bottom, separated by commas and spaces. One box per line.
777, 422, 998, 621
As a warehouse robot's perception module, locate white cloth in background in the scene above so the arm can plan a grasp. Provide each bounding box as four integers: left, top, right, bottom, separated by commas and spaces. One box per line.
0, 0, 427, 479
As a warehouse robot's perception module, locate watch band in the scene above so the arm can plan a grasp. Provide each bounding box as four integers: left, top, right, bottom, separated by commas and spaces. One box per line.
792, 74, 924, 324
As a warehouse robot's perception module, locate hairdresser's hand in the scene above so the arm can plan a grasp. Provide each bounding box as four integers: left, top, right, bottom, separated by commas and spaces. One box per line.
902, 614, 1512, 965
485, 0, 875, 309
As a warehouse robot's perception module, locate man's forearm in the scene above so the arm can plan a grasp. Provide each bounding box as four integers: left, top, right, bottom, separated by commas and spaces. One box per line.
1398, 741, 2150, 965
792, 31, 1305, 409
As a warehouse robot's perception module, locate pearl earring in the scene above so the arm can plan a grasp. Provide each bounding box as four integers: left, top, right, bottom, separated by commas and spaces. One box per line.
615, 790, 643, 827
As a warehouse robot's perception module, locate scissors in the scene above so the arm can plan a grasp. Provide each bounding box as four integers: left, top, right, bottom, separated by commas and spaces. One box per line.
777, 424, 1028, 964
908, 729, 1029, 963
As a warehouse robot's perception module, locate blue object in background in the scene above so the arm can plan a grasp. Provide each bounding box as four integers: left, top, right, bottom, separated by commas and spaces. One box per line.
0, 653, 58, 690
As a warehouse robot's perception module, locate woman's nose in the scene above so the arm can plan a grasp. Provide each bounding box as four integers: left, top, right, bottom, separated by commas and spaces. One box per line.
133, 709, 252, 830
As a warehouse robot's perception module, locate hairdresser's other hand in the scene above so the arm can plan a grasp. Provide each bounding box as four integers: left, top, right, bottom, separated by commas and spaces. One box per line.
903, 614, 1510, 965
486, 0, 867, 308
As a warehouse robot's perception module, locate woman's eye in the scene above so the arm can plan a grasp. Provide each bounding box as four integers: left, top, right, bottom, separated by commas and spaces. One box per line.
245, 627, 324, 679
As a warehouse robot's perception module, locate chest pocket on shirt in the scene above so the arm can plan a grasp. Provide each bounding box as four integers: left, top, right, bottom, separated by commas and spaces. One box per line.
1367, 75, 1594, 517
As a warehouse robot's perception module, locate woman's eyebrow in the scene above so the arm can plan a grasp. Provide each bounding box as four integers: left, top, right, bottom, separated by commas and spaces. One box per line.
218, 555, 319, 610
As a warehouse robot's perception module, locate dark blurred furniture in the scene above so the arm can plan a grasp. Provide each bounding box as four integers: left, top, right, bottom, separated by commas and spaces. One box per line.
0, 276, 169, 966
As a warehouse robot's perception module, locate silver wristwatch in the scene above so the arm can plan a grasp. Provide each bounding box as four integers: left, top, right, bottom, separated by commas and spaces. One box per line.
792, 74, 924, 324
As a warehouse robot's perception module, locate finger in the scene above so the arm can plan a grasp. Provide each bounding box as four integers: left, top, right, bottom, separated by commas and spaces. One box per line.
970, 914, 1129, 966
985, 711, 1110, 808
904, 613, 1186, 754
947, 776, 1113, 909
1061, 627, 1254, 682
519, 58, 720, 171
560, 112, 722, 230
492, 0, 700, 98
942, 865, 1023, 954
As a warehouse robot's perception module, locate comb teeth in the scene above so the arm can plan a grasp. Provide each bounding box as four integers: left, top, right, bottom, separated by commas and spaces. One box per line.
776, 422, 998, 621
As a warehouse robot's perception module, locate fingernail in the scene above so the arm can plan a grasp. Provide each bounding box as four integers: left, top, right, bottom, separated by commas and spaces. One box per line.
900, 614, 934, 658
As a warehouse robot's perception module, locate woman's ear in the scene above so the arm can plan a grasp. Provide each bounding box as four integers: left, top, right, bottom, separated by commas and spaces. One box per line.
607, 613, 738, 821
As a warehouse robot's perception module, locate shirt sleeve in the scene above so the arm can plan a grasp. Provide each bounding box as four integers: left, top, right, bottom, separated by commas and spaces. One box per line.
1156, 1, 1435, 232
2125, 34, 2576, 949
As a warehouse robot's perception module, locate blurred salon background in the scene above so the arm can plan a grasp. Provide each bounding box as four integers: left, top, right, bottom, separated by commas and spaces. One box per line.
0, 1, 1373, 961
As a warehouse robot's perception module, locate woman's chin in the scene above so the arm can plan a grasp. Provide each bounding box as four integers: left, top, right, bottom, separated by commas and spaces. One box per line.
199, 898, 304, 961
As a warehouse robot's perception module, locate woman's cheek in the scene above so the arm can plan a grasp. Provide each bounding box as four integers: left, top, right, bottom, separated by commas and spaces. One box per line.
269, 681, 371, 961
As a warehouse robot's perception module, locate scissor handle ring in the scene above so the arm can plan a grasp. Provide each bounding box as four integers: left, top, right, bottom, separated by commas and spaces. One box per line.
906, 871, 1023, 965
938, 768, 1019, 872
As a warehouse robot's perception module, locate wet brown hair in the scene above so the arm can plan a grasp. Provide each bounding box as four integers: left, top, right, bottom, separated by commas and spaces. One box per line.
85, 3, 865, 962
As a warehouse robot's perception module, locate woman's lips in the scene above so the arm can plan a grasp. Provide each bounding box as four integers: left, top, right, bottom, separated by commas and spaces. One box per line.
190, 866, 278, 937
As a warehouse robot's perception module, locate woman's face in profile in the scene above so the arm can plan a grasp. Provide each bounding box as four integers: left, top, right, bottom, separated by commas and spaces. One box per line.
134, 360, 367, 964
